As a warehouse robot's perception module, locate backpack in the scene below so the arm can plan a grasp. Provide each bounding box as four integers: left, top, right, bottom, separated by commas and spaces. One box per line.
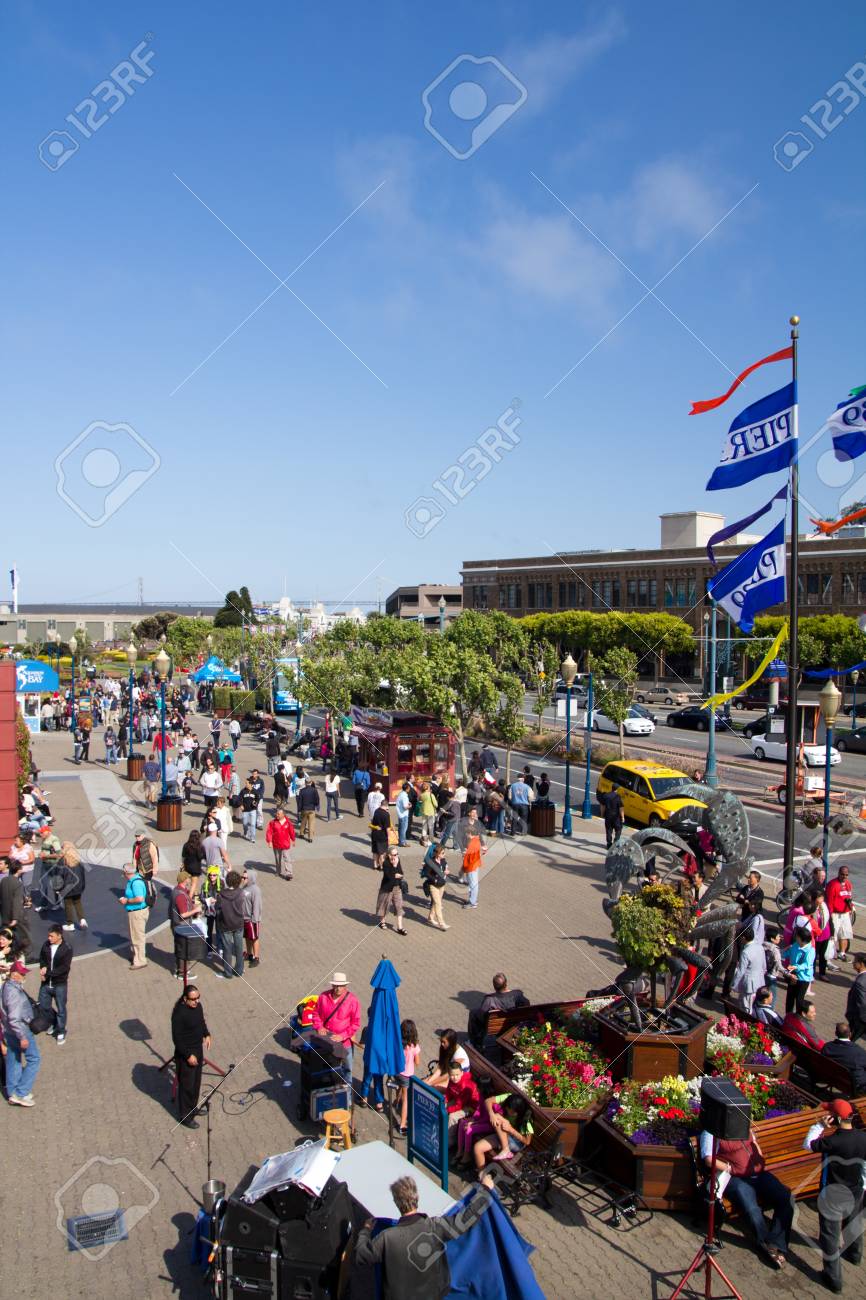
143, 876, 158, 910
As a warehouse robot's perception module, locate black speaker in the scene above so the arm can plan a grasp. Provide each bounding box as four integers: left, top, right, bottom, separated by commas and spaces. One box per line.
279, 1259, 330, 1300
222, 1197, 281, 1251
277, 1179, 352, 1267
223, 1245, 278, 1297
699, 1077, 750, 1141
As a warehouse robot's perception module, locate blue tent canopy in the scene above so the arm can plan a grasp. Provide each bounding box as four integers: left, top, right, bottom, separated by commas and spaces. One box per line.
192, 656, 242, 684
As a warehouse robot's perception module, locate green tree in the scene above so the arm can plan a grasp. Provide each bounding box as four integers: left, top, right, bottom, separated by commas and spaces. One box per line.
529, 640, 558, 734
164, 617, 214, 663
489, 674, 526, 784
214, 590, 243, 628
593, 646, 639, 758
239, 586, 257, 622
133, 611, 179, 641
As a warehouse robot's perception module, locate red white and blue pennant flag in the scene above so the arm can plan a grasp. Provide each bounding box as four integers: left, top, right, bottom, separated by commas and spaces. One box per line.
707, 516, 786, 633
705, 383, 797, 491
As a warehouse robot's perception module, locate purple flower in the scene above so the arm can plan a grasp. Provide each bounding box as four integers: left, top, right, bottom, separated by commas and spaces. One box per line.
747, 1052, 773, 1066
629, 1128, 655, 1145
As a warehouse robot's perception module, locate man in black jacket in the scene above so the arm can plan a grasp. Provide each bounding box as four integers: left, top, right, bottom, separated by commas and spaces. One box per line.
846, 954, 866, 1042
599, 786, 623, 848
38, 923, 73, 1044
467, 973, 529, 1049
171, 984, 211, 1127
0, 862, 31, 959
806, 1098, 866, 1292
297, 777, 320, 842
822, 1021, 866, 1093
355, 1174, 492, 1300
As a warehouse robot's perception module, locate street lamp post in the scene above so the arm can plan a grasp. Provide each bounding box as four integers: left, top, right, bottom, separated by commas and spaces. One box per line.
438, 595, 446, 634
561, 653, 577, 836
126, 638, 138, 721
819, 679, 841, 871
155, 647, 170, 801
704, 605, 719, 788
69, 634, 78, 739
582, 669, 594, 820
850, 669, 860, 729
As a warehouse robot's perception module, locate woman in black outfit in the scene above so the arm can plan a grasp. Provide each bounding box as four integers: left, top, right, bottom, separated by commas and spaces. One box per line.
171, 985, 211, 1128
181, 829, 206, 898
370, 803, 391, 870
375, 846, 407, 935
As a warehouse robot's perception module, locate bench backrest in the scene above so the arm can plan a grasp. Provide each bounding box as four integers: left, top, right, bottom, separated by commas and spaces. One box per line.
464, 1044, 564, 1155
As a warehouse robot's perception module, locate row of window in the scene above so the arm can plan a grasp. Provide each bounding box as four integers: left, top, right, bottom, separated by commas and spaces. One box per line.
474, 570, 866, 612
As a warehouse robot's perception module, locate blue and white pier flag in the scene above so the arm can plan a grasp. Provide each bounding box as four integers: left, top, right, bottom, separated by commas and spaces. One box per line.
830, 388, 866, 464
707, 517, 786, 633
705, 383, 797, 491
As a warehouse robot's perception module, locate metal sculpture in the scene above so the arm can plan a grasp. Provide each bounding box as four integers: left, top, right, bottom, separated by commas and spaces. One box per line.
603, 789, 750, 1031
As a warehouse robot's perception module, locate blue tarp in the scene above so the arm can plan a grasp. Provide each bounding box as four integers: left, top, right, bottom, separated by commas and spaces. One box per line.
192, 655, 242, 684
362, 958, 404, 1079
445, 1187, 545, 1299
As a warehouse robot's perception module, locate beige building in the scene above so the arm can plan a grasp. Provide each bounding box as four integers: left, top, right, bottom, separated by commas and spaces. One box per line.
385, 584, 462, 628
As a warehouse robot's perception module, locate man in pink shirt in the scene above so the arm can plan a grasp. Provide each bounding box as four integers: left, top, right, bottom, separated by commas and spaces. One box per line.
311, 971, 361, 1090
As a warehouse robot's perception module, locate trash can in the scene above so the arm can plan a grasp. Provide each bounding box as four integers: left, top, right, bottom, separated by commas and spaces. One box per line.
156, 796, 183, 832
127, 753, 145, 781
530, 802, 556, 838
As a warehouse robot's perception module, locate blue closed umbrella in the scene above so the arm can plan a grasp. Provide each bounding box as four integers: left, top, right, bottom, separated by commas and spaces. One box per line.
361, 958, 404, 1107
445, 1186, 545, 1298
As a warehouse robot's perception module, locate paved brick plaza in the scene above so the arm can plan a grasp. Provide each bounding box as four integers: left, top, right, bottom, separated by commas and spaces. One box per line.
5, 725, 862, 1299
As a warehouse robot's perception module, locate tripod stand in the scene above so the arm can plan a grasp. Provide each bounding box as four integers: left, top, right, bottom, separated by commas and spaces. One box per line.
668, 1137, 743, 1299
194, 1060, 239, 1192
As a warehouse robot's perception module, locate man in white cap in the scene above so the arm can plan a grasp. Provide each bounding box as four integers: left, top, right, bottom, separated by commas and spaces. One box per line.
119, 861, 148, 968
311, 972, 361, 1091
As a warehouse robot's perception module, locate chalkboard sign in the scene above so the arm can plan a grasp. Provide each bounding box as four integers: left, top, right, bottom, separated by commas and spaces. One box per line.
406, 1078, 448, 1191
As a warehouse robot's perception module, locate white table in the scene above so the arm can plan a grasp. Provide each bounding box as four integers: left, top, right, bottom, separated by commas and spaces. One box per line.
334, 1141, 455, 1219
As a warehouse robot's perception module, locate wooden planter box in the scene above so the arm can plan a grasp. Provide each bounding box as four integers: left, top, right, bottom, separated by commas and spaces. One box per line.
596, 1001, 712, 1083
708, 1051, 796, 1081
496, 1000, 600, 1062
596, 1081, 823, 1211
530, 1094, 610, 1160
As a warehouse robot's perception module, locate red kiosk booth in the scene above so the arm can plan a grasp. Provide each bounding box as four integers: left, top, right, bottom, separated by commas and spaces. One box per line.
350, 707, 456, 801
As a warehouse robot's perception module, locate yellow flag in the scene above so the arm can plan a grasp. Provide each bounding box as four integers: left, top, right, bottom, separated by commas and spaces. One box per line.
702, 621, 788, 711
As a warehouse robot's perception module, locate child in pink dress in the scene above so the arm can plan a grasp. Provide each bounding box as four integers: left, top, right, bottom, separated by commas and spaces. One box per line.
398, 1019, 421, 1134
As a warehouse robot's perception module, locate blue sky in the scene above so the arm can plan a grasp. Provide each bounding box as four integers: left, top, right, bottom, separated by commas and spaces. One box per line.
3, 2, 864, 605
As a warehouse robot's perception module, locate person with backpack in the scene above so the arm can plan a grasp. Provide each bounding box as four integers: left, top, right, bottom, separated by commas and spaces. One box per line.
133, 831, 160, 881
120, 862, 149, 969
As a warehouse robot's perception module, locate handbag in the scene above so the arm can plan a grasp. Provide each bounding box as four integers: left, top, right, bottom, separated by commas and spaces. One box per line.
27, 994, 56, 1035
387, 827, 399, 846
400, 878, 409, 897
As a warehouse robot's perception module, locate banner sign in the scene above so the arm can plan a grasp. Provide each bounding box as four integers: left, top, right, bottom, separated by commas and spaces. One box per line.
407, 1078, 449, 1191
15, 660, 59, 693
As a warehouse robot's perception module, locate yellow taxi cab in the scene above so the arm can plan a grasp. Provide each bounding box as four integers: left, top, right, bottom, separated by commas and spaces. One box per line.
596, 759, 706, 829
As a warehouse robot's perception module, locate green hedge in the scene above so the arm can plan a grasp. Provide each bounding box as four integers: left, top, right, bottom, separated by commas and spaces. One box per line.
212, 687, 266, 713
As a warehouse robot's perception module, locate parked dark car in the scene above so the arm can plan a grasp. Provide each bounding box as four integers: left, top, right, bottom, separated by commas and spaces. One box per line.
843, 701, 866, 718
666, 705, 734, 732
835, 726, 866, 754
731, 686, 789, 711
741, 709, 789, 739
630, 702, 658, 724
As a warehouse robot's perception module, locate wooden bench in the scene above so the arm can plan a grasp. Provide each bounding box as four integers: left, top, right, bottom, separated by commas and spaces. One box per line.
691, 1097, 866, 1215
719, 996, 858, 1097
463, 1044, 564, 1215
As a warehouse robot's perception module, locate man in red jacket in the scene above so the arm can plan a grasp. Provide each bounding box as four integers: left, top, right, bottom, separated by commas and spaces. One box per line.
826, 865, 856, 962
782, 999, 825, 1050
265, 807, 295, 880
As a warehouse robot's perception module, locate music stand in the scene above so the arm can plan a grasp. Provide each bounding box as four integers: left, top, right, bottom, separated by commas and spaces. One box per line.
667, 1136, 743, 1299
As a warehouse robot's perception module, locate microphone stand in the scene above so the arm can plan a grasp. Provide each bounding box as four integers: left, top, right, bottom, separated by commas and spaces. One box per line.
193, 1060, 239, 1194
667, 1136, 743, 1299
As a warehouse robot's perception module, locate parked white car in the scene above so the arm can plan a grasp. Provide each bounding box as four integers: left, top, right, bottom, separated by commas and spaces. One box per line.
749, 734, 840, 766
587, 708, 656, 736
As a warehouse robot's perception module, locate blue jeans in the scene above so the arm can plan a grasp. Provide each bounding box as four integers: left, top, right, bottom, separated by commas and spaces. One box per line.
105, 744, 118, 764
5, 1031, 41, 1098
467, 872, 479, 907
231, 735, 239, 751
326, 792, 340, 820
242, 810, 256, 842
726, 1171, 793, 1252
218, 928, 244, 978
39, 983, 68, 1034
340, 1044, 354, 1091
397, 813, 409, 845
360, 1070, 385, 1107
511, 802, 529, 834
439, 821, 457, 849
267, 757, 277, 776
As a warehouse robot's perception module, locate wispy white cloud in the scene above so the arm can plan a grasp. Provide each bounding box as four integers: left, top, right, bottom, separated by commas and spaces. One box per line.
475, 211, 624, 311
629, 158, 729, 251
505, 12, 627, 114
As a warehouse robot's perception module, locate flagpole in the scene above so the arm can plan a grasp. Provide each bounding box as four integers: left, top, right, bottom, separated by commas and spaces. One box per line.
782, 316, 800, 882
